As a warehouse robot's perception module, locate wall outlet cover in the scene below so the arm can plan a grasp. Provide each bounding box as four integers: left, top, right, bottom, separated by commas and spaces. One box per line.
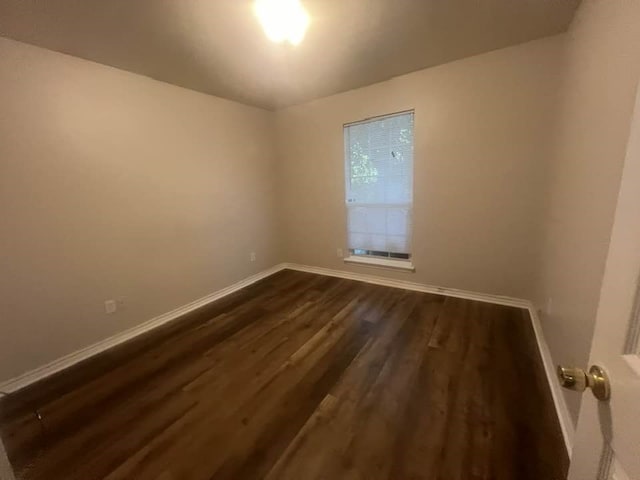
104, 300, 117, 314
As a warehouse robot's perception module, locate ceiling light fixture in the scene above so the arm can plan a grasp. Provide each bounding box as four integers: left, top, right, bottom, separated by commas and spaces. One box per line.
254, 0, 310, 46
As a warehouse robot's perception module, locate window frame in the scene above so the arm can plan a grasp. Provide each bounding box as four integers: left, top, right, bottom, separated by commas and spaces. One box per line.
342, 110, 415, 272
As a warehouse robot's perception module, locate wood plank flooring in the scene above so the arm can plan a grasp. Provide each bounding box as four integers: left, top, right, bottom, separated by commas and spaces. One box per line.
0, 269, 569, 480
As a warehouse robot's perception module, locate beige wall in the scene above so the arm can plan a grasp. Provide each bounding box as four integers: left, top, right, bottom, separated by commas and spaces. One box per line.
275, 35, 565, 299
534, 0, 640, 424
0, 37, 281, 383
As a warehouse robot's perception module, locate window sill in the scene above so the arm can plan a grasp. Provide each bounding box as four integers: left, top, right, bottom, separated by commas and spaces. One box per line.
344, 255, 415, 272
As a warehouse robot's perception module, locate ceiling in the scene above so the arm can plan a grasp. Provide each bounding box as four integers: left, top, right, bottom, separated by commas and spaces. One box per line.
0, 0, 580, 110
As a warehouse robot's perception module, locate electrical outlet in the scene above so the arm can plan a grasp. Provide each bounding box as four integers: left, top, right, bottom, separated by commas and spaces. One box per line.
545, 297, 553, 316
250, 252, 256, 262
337, 248, 344, 258
104, 300, 117, 314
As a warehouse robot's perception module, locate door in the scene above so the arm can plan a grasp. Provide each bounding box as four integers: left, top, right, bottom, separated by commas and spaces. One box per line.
567, 83, 640, 479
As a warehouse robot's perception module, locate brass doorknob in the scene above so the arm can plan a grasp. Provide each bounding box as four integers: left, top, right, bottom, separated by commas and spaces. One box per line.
556, 365, 610, 401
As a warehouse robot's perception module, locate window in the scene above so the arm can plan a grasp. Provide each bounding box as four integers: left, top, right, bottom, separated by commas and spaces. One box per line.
344, 111, 414, 270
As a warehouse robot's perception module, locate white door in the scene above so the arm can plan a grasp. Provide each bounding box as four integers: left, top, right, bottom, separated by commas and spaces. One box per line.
567, 83, 640, 480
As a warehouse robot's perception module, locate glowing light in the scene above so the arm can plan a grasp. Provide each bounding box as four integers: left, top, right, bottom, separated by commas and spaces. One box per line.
254, 0, 310, 46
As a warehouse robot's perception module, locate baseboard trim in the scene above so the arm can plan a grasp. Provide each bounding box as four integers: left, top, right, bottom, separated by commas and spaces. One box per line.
0, 261, 575, 458
526, 303, 575, 456
283, 263, 530, 308
0, 263, 288, 394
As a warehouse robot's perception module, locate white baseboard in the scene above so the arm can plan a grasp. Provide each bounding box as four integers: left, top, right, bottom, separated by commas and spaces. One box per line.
0, 261, 574, 458
525, 303, 575, 456
0, 263, 288, 394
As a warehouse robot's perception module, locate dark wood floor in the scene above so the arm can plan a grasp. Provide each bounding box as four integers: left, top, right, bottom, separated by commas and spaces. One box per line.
0, 269, 568, 480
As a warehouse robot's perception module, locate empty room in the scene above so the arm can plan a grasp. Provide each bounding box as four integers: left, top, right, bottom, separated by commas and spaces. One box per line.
2, 1, 640, 479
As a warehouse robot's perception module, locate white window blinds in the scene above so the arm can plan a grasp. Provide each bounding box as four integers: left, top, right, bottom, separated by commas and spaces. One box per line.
344, 111, 414, 255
